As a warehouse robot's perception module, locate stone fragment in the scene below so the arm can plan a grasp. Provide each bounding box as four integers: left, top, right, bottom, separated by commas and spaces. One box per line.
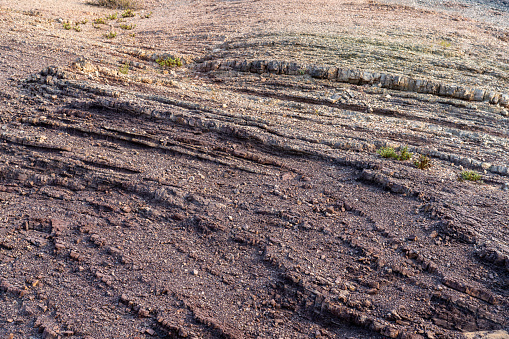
500, 93, 509, 107
54, 243, 65, 251
473, 89, 485, 101
69, 250, 80, 260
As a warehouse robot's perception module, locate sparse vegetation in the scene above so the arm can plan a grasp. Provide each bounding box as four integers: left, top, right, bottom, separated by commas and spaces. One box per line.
121, 9, 136, 17
460, 170, 482, 182
79, 19, 89, 25
398, 146, 412, 161
120, 23, 136, 30
438, 40, 452, 48
377, 146, 412, 161
94, 17, 107, 24
119, 62, 129, 74
63, 22, 72, 30
106, 12, 118, 20
105, 31, 117, 39
156, 57, 182, 68
414, 155, 432, 170
73, 25, 82, 32
90, 0, 140, 9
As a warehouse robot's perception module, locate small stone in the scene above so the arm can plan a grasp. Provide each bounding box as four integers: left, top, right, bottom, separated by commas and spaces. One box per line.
192, 269, 199, 276
429, 231, 438, 239
145, 328, 155, 336
138, 308, 150, 317
70, 250, 80, 260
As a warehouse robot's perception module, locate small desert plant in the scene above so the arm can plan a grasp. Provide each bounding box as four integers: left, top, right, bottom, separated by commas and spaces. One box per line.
63, 22, 72, 30
119, 23, 136, 30
106, 12, 118, 20
73, 25, 82, 32
79, 19, 89, 25
460, 170, 482, 182
121, 9, 136, 17
91, 0, 140, 9
377, 146, 412, 161
398, 146, 412, 160
377, 147, 398, 159
105, 31, 117, 39
130, 33, 136, 37
119, 62, 129, 74
438, 40, 452, 48
414, 155, 432, 170
156, 57, 182, 68
94, 17, 107, 24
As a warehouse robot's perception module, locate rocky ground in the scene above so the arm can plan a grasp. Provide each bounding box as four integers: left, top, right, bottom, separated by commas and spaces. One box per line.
0, 0, 508, 338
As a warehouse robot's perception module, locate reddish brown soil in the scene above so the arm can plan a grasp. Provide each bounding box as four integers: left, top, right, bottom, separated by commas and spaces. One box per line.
0, 0, 508, 338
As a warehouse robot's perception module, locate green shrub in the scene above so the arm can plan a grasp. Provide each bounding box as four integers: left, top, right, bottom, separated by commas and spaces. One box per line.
377, 146, 412, 161
119, 62, 129, 74
156, 57, 182, 68
105, 31, 117, 39
460, 170, 482, 182
121, 9, 136, 17
398, 146, 412, 161
119, 23, 136, 30
94, 17, 106, 24
414, 155, 432, 170
106, 12, 118, 20
377, 147, 398, 159
63, 22, 72, 30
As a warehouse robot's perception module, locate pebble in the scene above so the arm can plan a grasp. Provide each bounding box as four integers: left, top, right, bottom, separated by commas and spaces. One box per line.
192, 269, 199, 276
